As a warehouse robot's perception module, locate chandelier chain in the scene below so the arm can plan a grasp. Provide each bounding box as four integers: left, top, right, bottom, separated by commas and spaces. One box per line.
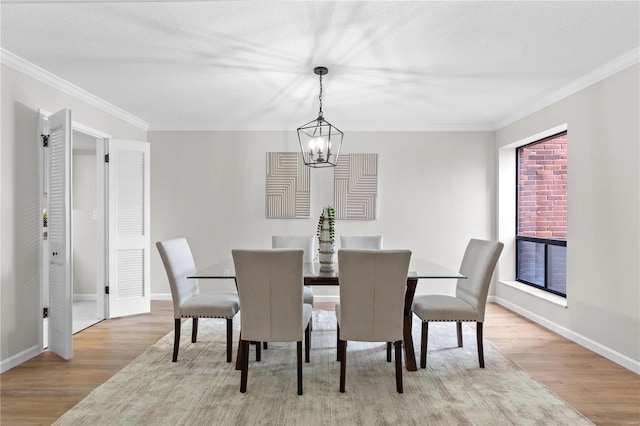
318, 73, 323, 118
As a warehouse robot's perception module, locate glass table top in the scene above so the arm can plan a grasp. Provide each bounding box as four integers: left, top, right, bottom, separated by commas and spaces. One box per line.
189, 258, 465, 280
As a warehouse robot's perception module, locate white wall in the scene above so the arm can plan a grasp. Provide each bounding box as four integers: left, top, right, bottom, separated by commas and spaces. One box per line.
149, 130, 496, 298
495, 64, 640, 372
0, 64, 146, 369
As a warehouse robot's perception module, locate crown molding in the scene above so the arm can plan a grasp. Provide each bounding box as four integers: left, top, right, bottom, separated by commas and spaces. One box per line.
0, 48, 149, 131
494, 47, 640, 130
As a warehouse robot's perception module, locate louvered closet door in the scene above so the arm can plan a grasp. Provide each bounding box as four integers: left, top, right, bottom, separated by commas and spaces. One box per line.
107, 139, 150, 318
48, 109, 73, 359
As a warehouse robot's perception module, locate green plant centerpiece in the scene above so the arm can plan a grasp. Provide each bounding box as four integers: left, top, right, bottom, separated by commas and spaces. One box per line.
317, 206, 336, 272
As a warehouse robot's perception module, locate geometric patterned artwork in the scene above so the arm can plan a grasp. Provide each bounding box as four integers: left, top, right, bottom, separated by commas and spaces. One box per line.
266, 152, 310, 218
334, 153, 378, 220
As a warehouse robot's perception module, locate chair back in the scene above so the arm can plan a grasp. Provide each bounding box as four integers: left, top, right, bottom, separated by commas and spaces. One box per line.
156, 238, 200, 318
272, 235, 315, 263
338, 249, 411, 342
455, 239, 504, 321
232, 249, 304, 342
340, 235, 383, 249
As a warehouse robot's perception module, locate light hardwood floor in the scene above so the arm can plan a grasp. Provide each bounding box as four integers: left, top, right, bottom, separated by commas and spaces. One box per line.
1, 301, 638, 425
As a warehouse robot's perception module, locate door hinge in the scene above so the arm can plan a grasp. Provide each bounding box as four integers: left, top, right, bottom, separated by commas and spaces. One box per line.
42, 134, 49, 147
43, 307, 49, 318
105, 286, 109, 294
104, 153, 109, 163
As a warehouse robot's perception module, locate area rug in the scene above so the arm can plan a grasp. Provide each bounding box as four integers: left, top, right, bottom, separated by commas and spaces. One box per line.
54, 311, 592, 425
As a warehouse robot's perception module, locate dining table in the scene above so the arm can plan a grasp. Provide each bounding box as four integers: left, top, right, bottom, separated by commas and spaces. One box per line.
188, 257, 465, 372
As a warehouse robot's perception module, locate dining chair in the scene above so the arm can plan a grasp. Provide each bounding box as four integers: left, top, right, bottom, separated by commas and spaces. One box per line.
412, 238, 503, 368
156, 238, 240, 363
335, 249, 412, 393
232, 249, 312, 395
338, 234, 392, 359
272, 235, 315, 306
340, 235, 383, 249
269, 235, 315, 350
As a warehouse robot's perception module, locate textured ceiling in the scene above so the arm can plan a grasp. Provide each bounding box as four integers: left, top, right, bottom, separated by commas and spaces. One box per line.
1, 1, 639, 131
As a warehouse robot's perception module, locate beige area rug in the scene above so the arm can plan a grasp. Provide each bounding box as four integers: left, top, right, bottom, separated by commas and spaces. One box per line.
54, 311, 592, 425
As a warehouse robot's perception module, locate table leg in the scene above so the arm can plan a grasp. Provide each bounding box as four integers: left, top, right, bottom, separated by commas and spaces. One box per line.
403, 278, 418, 371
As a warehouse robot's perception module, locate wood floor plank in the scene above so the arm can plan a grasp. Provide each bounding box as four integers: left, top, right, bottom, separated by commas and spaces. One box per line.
482, 303, 640, 425
1, 301, 638, 425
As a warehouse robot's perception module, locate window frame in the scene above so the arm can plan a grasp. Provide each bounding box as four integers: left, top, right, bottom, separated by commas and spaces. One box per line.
515, 131, 567, 297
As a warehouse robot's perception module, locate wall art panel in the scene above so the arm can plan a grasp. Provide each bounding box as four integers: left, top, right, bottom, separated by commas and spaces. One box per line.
266, 152, 310, 218
334, 153, 378, 220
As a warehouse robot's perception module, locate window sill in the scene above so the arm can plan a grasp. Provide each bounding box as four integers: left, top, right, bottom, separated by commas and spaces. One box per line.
498, 280, 568, 308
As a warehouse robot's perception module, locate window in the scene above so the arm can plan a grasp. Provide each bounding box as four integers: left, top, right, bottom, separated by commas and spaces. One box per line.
516, 132, 567, 296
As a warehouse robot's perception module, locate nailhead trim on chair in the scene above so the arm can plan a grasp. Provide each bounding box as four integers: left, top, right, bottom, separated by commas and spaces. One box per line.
181, 315, 235, 319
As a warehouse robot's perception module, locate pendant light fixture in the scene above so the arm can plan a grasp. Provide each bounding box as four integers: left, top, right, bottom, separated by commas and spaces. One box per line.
297, 66, 343, 168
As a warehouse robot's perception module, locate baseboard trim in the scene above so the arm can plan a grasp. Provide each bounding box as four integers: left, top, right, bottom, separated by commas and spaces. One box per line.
314, 295, 340, 304
151, 293, 172, 301
0, 344, 42, 374
489, 295, 640, 374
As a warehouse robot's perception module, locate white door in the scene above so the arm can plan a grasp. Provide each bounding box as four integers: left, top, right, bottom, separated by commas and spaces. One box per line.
107, 139, 151, 318
47, 109, 73, 359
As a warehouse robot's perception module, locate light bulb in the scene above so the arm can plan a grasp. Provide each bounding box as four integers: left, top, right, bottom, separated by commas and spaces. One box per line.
315, 136, 327, 152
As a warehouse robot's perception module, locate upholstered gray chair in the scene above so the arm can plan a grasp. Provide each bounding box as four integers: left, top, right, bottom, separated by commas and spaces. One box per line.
340, 235, 383, 250
412, 238, 503, 368
335, 249, 412, 393
338, 235, 391, 358
232, 249, 312, 395
156, 238, 240, 363
272, 235, 315, 305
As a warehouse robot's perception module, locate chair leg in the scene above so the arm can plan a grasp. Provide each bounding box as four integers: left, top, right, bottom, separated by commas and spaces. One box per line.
305, 323, 311, 363
336, 324, 341, 362
172, 318, 181, 362
457, 321, 463, 347
255, 341, 261, 362
297, 341, 303, 395
226, 319, 233, 363
263, 342, 268, 349
235, 334, 243, 370
477, 322, 485, 368
339, 339, 347, 393
386, 342, 392, 362
240, 339, 249, 393
395, 340, 403, 394
420, 321, 429, 368
191, 318, 198, 343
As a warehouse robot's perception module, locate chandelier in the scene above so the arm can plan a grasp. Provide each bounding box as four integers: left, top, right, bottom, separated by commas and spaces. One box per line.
297, 66, 343, 168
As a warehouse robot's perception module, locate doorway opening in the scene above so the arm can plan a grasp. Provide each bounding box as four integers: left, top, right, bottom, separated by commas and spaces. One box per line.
71, 129, 103, 333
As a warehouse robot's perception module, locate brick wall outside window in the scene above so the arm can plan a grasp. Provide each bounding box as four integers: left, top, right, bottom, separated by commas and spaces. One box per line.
517, 134, 567, 239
